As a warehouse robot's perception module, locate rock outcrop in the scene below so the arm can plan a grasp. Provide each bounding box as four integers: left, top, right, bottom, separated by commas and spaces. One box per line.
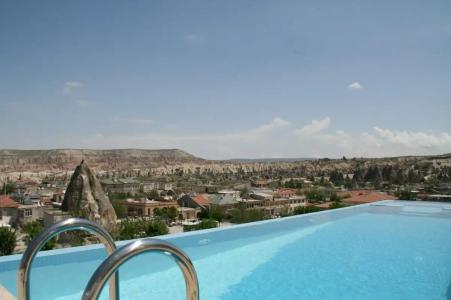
62, 160, 117, 231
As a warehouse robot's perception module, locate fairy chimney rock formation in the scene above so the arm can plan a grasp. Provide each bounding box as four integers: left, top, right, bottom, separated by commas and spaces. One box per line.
62, 160, 117, 231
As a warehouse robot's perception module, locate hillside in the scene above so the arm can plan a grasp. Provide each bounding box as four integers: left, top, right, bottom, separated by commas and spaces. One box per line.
0, 149, 204, 172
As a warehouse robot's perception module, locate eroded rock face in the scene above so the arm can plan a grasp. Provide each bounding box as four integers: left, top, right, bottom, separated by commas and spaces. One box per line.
62, 160, 117, 231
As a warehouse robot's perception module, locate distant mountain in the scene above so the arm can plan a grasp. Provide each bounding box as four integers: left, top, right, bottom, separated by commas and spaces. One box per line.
227, 157, 314, 163
0, 149, 204, 172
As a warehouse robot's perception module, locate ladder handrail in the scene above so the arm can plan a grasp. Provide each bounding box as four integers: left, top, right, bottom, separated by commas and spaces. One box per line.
17, 218, 119, 300
81, 238, 199, 300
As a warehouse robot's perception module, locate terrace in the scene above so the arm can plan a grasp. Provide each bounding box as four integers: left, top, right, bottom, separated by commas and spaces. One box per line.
1, 200, 451, 299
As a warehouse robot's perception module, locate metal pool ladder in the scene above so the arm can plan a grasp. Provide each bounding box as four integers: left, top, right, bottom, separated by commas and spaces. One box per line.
81, 238, 199, 300
17, 218, 119, 300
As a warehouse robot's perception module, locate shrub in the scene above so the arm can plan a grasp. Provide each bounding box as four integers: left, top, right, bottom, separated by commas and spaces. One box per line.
229, 207, 269, 224
183, 219, 218, 232
293, 205, 325, 215
0, 227, 16, 256
116, 218, 169, 240
22, 221, 56, 250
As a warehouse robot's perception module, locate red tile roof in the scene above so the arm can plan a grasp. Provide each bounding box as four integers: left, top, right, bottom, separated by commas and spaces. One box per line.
193, 194, 210, 207
0, 196, 19, 208
338, 190, 396, 204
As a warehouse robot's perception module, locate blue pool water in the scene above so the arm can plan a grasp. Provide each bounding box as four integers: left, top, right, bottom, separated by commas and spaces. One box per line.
1, 200, 451, 299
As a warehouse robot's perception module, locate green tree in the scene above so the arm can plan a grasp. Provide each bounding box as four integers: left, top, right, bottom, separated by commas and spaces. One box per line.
147, 189, 160, 200
112, 200, 127, 219
229, 204, 269, 224
116, 218, 168, 240
22, 221, 56, 250
0, 227, 16, 256
209, 205, 225, 223
2, 182, 16, 195
305, 189, 325, 203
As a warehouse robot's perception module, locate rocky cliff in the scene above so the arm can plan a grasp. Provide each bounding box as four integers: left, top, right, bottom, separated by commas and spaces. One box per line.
0, 149, 203, 172
62, 160, 117, 231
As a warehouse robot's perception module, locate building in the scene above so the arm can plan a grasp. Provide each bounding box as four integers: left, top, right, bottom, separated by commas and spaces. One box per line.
123, 198, 179, 217
275, 188, 298, 199
241, 196, 306, 215
177, 194, 210, 211
17, 204, 43, 224
207, 193, 240, 208
141, 182, 157, 193
100, 178, 141, 195
177, 207, 199, 221
0, 196, 19, 227
43, 209, 71, 228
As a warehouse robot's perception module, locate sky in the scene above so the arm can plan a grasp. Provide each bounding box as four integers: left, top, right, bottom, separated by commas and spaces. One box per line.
0, 0, 450, 159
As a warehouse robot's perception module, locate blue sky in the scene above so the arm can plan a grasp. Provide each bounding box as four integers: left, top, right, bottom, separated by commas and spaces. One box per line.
0, 0, 450, 159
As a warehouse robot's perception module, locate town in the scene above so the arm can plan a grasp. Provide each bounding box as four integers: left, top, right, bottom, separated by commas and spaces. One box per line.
1, 151, 450, 256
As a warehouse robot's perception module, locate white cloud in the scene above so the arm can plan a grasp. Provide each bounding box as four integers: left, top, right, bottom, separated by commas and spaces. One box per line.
184, 34, 205, 44
43, 117, 451, 159
252, 117, 291, 134
294, 117, 330, 136
347, 82, 363, 90
373, 127, 451, 148
112, 117, 154, 124
63, 81, 83, 94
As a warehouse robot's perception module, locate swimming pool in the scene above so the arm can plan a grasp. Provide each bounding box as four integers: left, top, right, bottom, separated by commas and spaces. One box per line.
1, 200, 451, 299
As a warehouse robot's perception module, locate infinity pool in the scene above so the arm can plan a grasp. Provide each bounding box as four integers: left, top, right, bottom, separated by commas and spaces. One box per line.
1, 200, 451, 299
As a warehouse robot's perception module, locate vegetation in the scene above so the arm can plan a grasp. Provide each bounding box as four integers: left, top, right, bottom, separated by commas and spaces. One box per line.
293, 205, 325, 215
328, 192, 346, 209
154, 207, 178, 222
183, 219, 218, 232
229, 204, 269, 223
22, 221, 57, 250
395, 190, 417, 200
199, 205, 225, 223
112, 199, 128, 219
0, 227, 16, 256
305, 189, 325, 203
116, 218, 169, 240
284, 179, 303, 189
2, 182, 16, 194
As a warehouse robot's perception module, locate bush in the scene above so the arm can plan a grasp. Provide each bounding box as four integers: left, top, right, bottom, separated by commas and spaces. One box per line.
229, 206, 269, 224
0, 227, 16, 256
154, 207, 178, 222
305, 189, 325, 202
183, 219, 218, 232
116, 218, 169, 240
112, 200, 127, 219
396, 190, 416, 200
22, 221, 56, 250
293, 205, 325, 215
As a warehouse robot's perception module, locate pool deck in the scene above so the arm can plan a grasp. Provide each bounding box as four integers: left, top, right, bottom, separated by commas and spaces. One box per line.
0, 284, 16, 300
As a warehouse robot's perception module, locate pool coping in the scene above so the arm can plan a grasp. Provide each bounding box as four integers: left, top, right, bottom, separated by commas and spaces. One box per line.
0, 199, 441, 264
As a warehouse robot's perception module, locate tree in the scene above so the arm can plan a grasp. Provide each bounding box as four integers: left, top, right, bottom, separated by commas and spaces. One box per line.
209, 205, 225, 223
112, 200, 127, 219
147, 189, 160, 200
329, 192, 345, 209
22, 221, 56, 250
2, 182, 16, 195
305, 189, 325, 203
229, 205, 269, 224
0, 227, 16, 256
116, 218, 168, 240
